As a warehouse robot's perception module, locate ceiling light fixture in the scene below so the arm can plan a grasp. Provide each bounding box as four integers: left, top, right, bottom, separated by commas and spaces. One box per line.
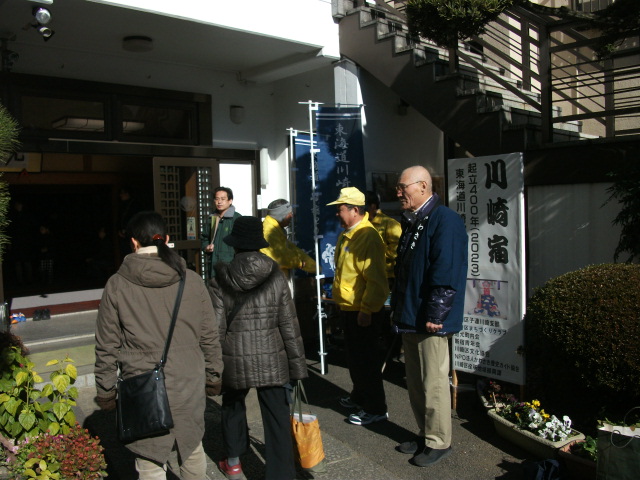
34, 24, 54, 41
33, 7, 51, 25
122, 35, 154, 53
30, 6, 54, 41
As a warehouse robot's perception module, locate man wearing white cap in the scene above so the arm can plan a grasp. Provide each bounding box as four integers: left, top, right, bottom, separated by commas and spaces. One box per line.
261, 199, 316, 277
327, 187, 390, 425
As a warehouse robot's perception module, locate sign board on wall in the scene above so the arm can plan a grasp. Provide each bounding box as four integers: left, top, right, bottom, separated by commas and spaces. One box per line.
448, 153, 526, 385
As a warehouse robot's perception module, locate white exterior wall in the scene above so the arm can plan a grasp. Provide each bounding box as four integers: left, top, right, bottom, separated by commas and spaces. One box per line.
359, 70, 445, 180
248, 62, 445, 210
526, 183, 622, 296
266, 66, 337, 206
98, 0, 340, 57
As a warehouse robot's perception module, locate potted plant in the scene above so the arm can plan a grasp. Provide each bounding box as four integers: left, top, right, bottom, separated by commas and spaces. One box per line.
0, 332, 108, 478
558, 436, 597, 480
488, 399, 584, 459
1, 423, 107, 479
477, 379, 517, 410
595, 409, 640, 480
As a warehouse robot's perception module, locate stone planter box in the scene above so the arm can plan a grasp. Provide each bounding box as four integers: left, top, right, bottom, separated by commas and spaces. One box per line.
488, 409, 584, 459
558, 441, 597, 480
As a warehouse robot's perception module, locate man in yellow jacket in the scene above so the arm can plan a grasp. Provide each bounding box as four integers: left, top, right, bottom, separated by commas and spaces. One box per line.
365, 190, 402, 289
327, 187, 389, 426
261, 199, 316, 277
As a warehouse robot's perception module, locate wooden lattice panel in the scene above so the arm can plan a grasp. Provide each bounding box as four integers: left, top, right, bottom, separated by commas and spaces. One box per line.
158, 165, 182, 239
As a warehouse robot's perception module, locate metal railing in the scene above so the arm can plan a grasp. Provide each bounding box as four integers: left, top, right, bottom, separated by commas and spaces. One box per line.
344, 0, 638, 141
570, 0, 612, 14
378, 0, 613, 14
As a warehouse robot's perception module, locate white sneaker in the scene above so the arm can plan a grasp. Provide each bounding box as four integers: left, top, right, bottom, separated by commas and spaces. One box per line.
348, 410, 388, 425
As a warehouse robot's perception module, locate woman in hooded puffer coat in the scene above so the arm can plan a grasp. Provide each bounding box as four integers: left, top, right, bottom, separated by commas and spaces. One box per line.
208, 216, 307, 480
94, 211, 223, 479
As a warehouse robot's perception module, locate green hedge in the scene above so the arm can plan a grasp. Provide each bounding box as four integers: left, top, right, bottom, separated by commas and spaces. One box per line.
525, 263, 640, 428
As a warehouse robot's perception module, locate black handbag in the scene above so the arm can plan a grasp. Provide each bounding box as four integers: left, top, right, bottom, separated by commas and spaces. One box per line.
117, 274, 185, 443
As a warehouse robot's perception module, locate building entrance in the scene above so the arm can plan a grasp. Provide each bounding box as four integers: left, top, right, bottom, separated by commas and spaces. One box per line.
1, 150, 257, 316
3, 181, 153, 300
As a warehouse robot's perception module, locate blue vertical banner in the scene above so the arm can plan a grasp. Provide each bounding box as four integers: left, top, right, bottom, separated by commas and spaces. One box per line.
291, 132, 315, 272
292, 106, 366, 280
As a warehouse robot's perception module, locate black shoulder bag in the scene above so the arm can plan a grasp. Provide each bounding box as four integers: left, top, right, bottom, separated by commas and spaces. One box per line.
117, 274, 185, 443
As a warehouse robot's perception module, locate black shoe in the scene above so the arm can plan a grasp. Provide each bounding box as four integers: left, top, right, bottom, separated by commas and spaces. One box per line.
338, 396, 361, 409
33, 309, 42, 321
413, 447, 452, 467
42, 308, 50, 320
396, 437, 424, 454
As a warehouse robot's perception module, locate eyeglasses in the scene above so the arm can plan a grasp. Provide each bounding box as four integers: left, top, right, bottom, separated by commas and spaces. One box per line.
395, 181, 423, 192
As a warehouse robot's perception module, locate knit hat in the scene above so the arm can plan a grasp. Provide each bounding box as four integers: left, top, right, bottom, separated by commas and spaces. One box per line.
223, 216, 269, 250
326, 187, 366, 206
267, 200, 292, 222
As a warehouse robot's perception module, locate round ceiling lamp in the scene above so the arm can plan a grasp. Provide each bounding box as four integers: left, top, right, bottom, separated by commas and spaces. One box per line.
122, 35, 154, 53
33, 7, 52, 25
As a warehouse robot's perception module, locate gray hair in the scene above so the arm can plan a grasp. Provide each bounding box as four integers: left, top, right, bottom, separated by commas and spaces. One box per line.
267, 199, 292, 222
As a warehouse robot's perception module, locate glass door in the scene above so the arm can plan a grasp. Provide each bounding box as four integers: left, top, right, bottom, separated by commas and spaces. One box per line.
153, 157, 218, 276
153, 157, 257, 276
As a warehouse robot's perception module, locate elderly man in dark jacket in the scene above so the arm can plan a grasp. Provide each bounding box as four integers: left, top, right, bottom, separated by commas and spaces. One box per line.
392, 166, 468, 467
208, 216, 308, 480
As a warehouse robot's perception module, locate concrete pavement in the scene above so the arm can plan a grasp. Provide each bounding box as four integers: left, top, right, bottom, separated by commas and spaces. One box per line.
12, 311, 536, 480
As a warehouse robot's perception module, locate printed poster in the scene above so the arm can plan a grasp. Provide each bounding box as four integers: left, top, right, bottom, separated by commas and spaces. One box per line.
448, 153, 526, 385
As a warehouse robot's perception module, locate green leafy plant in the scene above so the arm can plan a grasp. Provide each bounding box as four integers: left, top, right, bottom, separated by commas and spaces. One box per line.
406, 0, 514, 49
570, 436, 598, 463
599, 407, 640, 431
606, 160, 640, 263
525, 264, 640, 431
590, 0, 639, 59
0, 347, 78, 442
8, 423, 107, 479
0, 102, 20, 165
0, 101, 20, 262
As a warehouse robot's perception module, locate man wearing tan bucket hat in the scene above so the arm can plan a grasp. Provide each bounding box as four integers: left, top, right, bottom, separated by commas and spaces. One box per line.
327, 187, 390, 425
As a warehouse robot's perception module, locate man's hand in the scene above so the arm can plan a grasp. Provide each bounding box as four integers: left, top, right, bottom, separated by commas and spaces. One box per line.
426, 321, 443, 334
206, 379, 222, 396
95, 392, 117, 411
205, 244, 214, 253
357, 312, 372, 327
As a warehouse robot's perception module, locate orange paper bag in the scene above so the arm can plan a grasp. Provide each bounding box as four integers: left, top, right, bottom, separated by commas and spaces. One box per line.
290, 380, 326, 472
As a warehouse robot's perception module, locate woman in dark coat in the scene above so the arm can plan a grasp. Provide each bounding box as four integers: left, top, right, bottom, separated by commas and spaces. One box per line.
208, 216, 307, 480
94, 211, 223, 479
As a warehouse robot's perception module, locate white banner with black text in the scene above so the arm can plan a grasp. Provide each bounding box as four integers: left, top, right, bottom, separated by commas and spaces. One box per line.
448, 153, 526, 385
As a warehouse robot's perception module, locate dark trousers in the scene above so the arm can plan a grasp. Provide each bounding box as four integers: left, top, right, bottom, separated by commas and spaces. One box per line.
343, 310, 387, 415
221, 385, 295, 480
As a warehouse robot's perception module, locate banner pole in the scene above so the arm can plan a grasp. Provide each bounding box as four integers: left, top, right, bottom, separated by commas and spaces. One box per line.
300, 100, 328, 375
